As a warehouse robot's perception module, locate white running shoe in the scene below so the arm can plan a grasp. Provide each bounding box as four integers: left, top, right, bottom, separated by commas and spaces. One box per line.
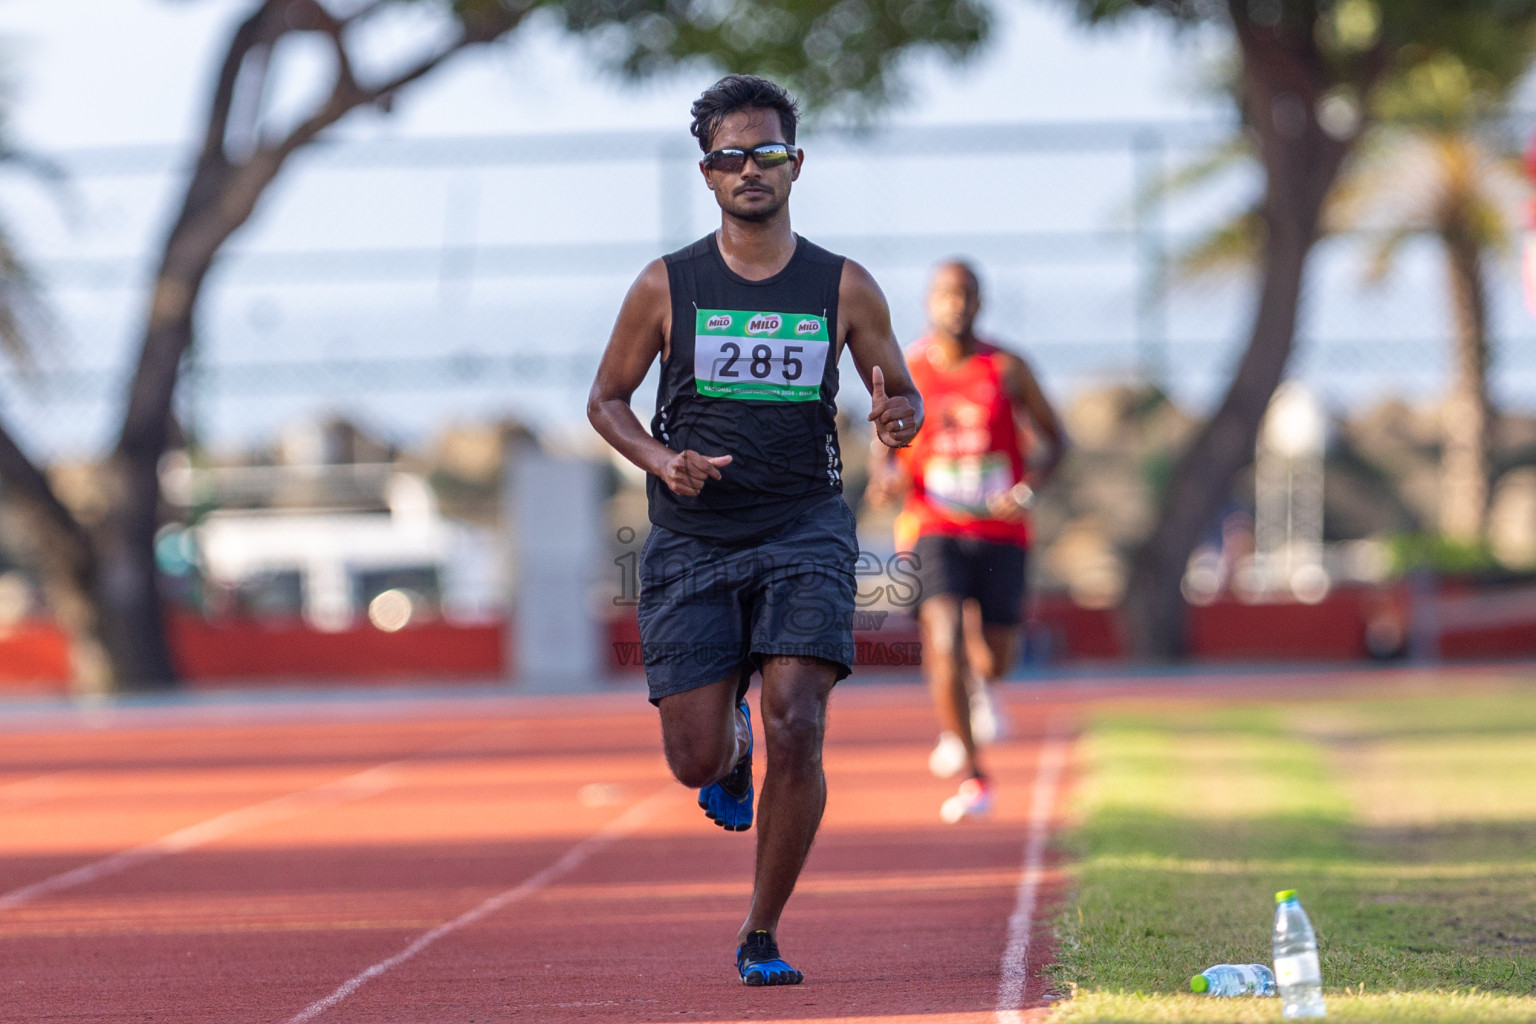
940, 776, 993, 823
969, 684, 1010, 746
928, 731, 967, 778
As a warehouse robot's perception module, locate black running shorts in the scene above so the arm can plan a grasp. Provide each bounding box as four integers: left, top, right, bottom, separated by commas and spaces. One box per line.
637, 495, 859, 705
911, 534, 1028, 626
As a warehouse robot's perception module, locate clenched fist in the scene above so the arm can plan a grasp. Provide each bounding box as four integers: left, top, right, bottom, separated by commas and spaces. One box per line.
660, 449, 733, 497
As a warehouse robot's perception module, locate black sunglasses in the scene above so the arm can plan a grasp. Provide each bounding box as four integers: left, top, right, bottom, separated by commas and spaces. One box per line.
701, 143, 795, 174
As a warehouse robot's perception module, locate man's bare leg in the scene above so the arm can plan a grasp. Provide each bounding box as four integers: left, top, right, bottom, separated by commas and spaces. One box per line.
961, 601, 1019, 683
961, 602, 1019, 744
656, 674, 750, 789
919, 595, 982, 778
736, 654, 837, 946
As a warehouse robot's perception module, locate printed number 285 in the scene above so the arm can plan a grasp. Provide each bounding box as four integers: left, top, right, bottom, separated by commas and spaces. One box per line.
718, 342, 803, 380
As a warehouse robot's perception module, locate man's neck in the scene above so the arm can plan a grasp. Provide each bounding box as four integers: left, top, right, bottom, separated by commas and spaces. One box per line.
715, 214, 796, 281
931, 330, 979, 362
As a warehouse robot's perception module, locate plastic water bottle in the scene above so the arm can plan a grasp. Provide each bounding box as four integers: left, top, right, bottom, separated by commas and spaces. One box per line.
1273, 889, 1326, 1018
1189, 963, 1276, 996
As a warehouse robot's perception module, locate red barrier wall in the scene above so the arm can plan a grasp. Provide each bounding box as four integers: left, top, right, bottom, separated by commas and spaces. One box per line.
170, 615, 505, 686
0, 622, 72, 694
1189, 588, 1373, 660
1030, 597, 1123, 660
1, 578, 1530, 694
0, 615, 505, 694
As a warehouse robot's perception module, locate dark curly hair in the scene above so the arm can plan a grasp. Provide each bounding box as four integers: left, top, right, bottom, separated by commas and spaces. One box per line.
689, 75, 800, 154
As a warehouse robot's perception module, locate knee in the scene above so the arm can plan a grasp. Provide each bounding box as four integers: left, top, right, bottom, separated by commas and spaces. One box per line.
927, 629, 961, 660
664, 733, 733, 788
763, 700, 825, 769
921, 606, 964, 658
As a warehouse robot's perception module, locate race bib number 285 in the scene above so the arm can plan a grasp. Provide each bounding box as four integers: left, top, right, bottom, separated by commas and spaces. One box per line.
694, 308, 829, 402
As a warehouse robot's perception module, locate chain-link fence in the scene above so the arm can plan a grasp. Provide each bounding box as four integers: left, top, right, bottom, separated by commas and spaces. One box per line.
3, 119, 1536, 462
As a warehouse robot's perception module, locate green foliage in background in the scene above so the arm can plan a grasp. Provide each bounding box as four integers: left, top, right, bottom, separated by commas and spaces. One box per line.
1385, 533, 1500, 575
545, 0, 989, 113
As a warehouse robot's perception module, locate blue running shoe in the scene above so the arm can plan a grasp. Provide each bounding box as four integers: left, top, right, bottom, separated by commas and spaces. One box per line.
698, 699, 753, 831
736, 930, 803, 986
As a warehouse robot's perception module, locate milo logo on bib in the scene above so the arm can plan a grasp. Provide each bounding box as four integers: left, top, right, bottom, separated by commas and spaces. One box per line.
694, 308, 830, 402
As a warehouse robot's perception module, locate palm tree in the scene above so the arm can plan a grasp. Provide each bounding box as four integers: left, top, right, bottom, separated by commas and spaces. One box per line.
1328, 54, 1531, 543
1164, 49, 1530, 548
0, 107, 107, 687
0, 124, 54, 363
1064, 0, 1536, 658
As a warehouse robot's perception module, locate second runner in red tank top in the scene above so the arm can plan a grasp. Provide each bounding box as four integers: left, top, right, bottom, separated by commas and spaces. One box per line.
896, 336, 1029, 550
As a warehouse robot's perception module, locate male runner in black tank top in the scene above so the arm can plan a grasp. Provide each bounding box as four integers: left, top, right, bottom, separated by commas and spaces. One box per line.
588, 75, 923, 987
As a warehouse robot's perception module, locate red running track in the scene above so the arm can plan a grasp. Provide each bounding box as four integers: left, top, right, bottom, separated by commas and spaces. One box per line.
0, 682, 1076, 1024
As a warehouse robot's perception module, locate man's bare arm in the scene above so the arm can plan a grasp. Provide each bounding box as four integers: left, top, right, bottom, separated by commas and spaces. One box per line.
839, 260, 922, 448
1002, 352, 1068, 487
587, 260, 732, 497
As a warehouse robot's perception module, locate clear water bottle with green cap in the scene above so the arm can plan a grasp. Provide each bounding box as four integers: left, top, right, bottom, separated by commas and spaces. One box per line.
1190, 963, 1276, 996
1273, 889, 1326, 1018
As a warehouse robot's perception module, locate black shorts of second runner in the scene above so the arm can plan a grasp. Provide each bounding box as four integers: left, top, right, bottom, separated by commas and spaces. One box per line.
911, 534, 1028, 626
637, 495, 859, 706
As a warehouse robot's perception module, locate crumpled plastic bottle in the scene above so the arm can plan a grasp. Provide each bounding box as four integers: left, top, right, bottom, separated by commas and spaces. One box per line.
1190, 963, 1277, 996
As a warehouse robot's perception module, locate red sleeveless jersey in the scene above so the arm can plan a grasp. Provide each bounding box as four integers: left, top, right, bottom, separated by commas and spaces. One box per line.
895, 337, 1030, 550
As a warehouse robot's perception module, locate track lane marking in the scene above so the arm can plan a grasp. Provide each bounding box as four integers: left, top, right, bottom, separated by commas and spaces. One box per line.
0, 721, 538, 911
994, 724, 1071, 1023
285, 786, 678, 1024
0, 764, 399, 912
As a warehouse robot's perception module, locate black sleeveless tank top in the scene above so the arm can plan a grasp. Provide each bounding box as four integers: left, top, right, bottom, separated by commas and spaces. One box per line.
648, 232, 846, 544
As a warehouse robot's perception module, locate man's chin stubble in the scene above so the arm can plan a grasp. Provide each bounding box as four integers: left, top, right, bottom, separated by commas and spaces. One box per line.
726, 196, 785, 223
728, 202, 786, 222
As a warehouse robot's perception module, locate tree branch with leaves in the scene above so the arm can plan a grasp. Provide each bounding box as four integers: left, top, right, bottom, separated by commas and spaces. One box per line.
0, 0, 989, 692
1063, 0, 1536, 657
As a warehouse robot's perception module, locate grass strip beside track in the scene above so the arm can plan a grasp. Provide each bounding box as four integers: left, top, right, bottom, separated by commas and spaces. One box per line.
1049, 685, 1536, 1023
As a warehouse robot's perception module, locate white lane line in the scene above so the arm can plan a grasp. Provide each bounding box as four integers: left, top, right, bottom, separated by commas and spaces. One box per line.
995, 726, 1070, 1024
0, 764, 399, 912
286, 786, 677, 1024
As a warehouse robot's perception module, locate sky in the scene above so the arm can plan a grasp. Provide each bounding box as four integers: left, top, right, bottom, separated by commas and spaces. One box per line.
10, 1, 1525, 462
0, 0, 1245, 456
1, 1, 1223, 153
